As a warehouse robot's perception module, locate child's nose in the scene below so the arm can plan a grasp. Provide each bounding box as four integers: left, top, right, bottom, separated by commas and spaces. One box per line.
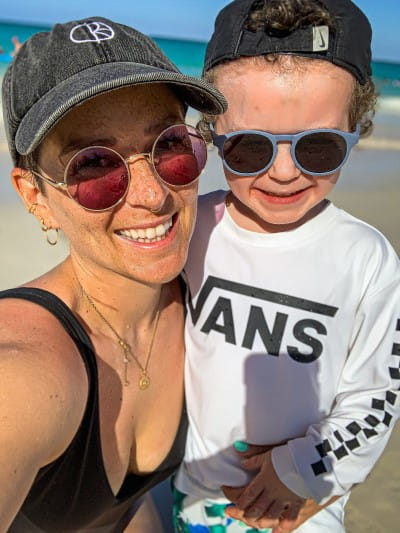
267, 142, 301, 183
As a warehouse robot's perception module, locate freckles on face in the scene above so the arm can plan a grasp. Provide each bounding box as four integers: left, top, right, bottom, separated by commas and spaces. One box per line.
34, 84, 200, 283
43, 85, 185, 161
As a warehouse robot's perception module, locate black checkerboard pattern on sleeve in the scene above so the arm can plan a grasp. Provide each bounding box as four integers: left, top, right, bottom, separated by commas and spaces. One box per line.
311, 319, 400, 477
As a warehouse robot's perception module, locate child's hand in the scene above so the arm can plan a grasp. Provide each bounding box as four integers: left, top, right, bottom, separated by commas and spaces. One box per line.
222, 445, 305, 530
222, 442, 339, 531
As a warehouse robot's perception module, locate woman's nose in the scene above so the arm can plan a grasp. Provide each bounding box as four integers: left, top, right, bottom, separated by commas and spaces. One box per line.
125, 154, 168, 211
267, 142, 301, 183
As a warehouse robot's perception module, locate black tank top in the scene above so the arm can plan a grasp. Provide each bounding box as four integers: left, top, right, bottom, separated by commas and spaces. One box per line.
1, 287, 187, 533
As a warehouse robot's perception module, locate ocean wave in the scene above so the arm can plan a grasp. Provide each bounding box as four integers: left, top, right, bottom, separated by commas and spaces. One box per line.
359, 137, 400, 151
376, 96, 400, 114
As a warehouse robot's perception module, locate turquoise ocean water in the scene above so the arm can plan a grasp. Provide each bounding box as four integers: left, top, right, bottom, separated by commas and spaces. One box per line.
0, 21, 206, 76
1, 19, 400, 110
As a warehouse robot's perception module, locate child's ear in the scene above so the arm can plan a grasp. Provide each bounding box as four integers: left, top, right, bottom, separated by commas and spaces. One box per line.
11, 167, 60, 230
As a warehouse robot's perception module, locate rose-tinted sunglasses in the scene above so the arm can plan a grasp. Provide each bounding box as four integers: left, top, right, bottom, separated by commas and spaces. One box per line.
211, 124, 360, 177
31, 124, 207, 211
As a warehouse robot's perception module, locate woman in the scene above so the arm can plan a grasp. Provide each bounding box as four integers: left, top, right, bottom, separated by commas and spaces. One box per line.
0, 17, 226, 532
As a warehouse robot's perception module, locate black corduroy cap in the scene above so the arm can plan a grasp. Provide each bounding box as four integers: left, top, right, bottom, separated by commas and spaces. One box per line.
2, 17, 227, 165
204, 0, 372, 84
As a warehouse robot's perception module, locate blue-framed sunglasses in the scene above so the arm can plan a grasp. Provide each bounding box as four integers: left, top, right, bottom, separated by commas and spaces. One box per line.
211, 124, 360, 177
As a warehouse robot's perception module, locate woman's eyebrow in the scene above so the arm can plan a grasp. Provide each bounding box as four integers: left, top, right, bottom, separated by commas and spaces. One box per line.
143, 114, 184, 135
59, 137, 117, 155
58, 114, 184, 155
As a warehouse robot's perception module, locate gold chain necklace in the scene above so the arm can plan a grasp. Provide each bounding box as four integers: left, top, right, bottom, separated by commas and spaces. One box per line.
78, 282, 162, 389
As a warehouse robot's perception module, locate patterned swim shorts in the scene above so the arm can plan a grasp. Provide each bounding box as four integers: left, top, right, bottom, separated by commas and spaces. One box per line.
172, 486, 272, 533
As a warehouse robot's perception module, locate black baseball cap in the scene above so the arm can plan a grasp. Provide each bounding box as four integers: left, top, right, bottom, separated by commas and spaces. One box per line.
204, 0, 372, 84
2, 17, 227, 164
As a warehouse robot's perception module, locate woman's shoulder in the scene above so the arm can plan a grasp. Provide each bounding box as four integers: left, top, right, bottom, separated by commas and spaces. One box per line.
0, 290, 89, 528
0, 289, 89, 462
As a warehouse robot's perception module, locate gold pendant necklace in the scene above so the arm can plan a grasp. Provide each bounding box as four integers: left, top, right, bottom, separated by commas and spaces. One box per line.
78, 281, 161, 389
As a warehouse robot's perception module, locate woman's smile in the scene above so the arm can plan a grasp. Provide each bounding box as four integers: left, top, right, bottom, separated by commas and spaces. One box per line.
116, 215, 174, 244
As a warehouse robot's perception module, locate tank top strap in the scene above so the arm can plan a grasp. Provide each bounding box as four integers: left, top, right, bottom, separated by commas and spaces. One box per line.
0, 287, 97, 379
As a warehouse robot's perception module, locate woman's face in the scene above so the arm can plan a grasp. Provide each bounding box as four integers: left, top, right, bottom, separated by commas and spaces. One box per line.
36, 84, 198, 284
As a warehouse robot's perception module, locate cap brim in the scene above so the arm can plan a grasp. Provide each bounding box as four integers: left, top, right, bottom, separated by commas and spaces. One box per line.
15, 62, 227, 155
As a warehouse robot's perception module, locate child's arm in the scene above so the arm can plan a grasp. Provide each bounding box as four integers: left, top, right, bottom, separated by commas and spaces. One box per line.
225, 268, 400, 525
270, 274, 400, 505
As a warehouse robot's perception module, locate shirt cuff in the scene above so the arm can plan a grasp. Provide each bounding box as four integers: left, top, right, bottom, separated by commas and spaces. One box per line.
271, 444, 314, 499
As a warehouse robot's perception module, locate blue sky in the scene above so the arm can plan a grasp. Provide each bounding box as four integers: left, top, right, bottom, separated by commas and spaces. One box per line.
1, 0, 399, 62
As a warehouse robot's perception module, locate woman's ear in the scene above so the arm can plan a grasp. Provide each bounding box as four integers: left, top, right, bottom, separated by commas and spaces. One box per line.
11, 168, 60, 230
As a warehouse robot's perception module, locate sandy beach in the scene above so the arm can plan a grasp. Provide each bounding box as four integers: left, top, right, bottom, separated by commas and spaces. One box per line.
0, 105, 399, 532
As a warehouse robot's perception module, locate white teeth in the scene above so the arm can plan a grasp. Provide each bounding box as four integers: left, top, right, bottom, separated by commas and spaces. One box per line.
146, 227, 156, 239
119, 217, 173, 243
155, 223, 165, 237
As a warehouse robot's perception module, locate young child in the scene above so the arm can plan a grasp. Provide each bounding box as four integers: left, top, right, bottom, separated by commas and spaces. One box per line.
174, 1, 400, 532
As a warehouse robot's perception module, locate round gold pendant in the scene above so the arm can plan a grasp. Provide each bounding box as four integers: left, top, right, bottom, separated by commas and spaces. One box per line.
139, 373, 150, 390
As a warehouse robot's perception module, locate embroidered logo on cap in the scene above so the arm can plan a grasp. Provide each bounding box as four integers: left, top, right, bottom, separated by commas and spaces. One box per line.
70, 22, 115, 43
312, 26, 329, 51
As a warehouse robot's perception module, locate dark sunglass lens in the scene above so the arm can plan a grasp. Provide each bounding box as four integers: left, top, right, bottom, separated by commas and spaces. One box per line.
66, 147, 129, 210
295, 132, 347, 174
153, 125, 207, 186
223, 134, 273, 174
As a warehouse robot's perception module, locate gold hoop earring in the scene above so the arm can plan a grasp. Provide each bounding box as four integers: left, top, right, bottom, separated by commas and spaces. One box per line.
40, 219, 59, 246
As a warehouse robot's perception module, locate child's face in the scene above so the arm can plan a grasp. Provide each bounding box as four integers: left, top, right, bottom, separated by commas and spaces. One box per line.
213, 58, 355, 233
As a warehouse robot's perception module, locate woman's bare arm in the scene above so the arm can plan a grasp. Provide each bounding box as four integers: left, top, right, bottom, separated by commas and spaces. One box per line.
0, 300, 87, 529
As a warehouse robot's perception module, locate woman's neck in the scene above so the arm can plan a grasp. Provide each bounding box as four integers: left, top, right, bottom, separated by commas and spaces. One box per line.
68, 255, 166, 335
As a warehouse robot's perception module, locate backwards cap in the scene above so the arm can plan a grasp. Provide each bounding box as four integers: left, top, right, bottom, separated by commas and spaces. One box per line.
204, 0, 372, 83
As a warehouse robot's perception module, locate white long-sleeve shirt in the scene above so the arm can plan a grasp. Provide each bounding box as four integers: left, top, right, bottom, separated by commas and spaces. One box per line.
176, 191, 400, 513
